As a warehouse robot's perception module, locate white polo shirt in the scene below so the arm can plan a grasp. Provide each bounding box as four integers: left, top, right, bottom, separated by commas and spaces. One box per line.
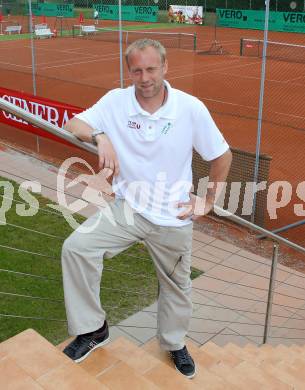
75, 81, 229, 227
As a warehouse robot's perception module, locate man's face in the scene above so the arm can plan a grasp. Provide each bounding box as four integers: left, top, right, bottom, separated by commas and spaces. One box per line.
127, 46, 168, 99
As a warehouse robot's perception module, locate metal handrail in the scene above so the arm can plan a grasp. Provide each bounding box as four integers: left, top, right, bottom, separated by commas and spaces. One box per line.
0, 98, 96, 154
1, 97, 305, 254
258, 218, 305, 239
213, 205, 305, 254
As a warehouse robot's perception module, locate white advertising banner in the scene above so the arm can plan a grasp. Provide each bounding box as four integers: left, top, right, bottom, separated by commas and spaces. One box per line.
168, 5, 203, 24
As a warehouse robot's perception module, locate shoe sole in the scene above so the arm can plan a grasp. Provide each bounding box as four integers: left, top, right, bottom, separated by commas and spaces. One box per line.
175, 365, 196, 379
74, 335, 110, 363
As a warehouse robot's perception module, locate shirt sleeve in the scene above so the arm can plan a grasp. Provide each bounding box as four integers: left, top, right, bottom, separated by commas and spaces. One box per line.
74, 91, 114, 134
192, 99, 229, 161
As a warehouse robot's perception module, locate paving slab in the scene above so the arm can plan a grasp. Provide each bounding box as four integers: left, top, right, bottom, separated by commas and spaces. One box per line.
117, 312, 157, 344
192, 229, 215, 244
224, 253, 263, 273
206, 263, 248, 283
109, 326, 142, 346
192, 274, 231, 293
191, 255, 217, 273
237, 249, 271, 265
206, 331, 254, 347
198, 244, 233, 260
210, 239, 241, 253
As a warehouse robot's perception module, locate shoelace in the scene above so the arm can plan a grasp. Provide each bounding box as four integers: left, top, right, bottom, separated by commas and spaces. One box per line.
171, 348, 191, 365
68, 334, 92, 352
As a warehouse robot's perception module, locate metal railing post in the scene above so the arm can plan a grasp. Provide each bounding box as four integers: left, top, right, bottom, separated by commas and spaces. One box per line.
251, 0, 270, 223
28, 0, 37, 96
263, 244, 279, 344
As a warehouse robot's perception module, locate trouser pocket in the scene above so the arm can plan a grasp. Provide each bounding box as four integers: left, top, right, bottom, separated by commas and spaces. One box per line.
168, 252, 192, 289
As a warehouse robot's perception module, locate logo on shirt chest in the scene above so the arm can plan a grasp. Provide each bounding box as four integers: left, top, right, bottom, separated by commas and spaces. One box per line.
161, 122, 172, 135
128, 120, 141, 130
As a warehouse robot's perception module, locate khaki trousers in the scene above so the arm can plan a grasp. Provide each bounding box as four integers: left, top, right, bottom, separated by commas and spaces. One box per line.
61, 199, 193, 351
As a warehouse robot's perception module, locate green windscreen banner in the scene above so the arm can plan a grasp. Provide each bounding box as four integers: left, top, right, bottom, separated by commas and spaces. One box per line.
27, 3, 74, 17
216, 9, 305, 33
95, 5, 158, 22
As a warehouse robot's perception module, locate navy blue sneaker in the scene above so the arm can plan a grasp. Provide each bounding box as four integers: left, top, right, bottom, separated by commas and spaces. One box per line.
170, 346, 196, 379
63, 321, 110, 363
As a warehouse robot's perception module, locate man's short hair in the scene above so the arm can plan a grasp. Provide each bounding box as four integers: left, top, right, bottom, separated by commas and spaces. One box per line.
125, 39, 167, 67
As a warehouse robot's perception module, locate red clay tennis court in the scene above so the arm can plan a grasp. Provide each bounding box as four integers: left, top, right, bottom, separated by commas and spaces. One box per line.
1, 23, 305, 244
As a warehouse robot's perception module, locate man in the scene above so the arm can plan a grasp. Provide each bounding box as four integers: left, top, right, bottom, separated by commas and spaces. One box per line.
93, 9, 98, 25
168, 6, 175, 23
62, 39, 232, 379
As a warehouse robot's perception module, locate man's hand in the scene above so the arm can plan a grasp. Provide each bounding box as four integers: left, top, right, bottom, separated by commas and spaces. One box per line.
96, 134, 120, 177
177, 193, 214, 222
64, 118, 120, 176
177, 149, 232, 222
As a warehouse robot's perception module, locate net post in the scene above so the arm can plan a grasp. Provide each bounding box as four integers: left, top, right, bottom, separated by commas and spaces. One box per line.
240, 38, 243, 56
193, 33, 197, 51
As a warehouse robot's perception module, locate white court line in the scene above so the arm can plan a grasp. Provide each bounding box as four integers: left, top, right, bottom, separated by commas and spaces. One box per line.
167, 59, 260, 81
40, 54, 121, 69
202, 97, 305, 121
215, 71, 305, 88
285, 74, 305, 83
35, 51, 117, 67
0, 61, 32, 69
30, 46, 102, 57
0, 51, 118, 70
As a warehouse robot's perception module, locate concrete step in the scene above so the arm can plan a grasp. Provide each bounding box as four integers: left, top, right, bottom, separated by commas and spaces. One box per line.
209, 361, 259, 390
0, 329, 69, 379
97, 361, 160, 389
278, 359, 305, 384
146, 360, 236, 390
142, 338, 201, 368
224, 343, 292, 389
0, 329, 108, 389
200, 341, 243, 367
142, 338, 235, 389
104, 337, 161, 375
79, 346, 121, 378
276, 344, 305, 362
225, 342, 280, 365
3, 327, 305, 389
289, 344, 303, 353
262, 360, 305, 389
0, 356, 44, 390
235, 360, 293, 390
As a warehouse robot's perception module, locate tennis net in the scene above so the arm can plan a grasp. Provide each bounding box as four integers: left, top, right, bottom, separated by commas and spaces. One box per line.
240, 38, 305, 63
72, 26, 197, 51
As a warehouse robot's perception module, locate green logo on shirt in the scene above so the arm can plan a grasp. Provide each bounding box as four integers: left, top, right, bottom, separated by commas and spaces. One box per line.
161, 122, 172, 135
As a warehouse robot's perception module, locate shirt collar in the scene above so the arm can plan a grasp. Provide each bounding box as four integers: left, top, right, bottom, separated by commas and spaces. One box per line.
127, 80, 176, 120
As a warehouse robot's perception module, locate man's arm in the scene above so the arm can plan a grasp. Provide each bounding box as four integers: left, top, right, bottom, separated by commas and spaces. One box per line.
204, 148, 232, 207
64, 117, 95, 144
177, 149, 232, 220
64, 118, 120, 176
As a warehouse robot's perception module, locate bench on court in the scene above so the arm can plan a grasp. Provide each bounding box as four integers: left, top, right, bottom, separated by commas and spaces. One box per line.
34, 23, 48, 31
81, 25, 97, 35
34, 28, 54, 39
5, 25, 22, 34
